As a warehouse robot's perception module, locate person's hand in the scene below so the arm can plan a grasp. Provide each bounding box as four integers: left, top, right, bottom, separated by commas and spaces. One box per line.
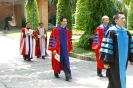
41, 36, 45, 38
31, 34, 34, 36
104, 64, 110, 69
130, 62, 133, 65
26, 33, 30, 36
53, 50, 56, 56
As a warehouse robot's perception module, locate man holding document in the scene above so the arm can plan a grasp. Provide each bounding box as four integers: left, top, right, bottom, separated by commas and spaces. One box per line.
20, 22, 34, 61
48, 17, 72, 81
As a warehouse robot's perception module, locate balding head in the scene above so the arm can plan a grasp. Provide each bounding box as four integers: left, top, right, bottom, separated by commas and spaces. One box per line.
102, 15, 109, 26
102, 15, 109, 21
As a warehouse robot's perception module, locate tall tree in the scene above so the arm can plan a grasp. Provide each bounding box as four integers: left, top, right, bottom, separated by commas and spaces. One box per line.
75, 0, 115, 49
124, 0, 131, 5
56, 0, 77, 31
26, 0, 40, 29
127, 0, 133, 30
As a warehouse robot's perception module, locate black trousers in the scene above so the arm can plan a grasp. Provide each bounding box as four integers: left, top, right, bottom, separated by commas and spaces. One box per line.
4, 25, 9, 30
63, 60, 71, 78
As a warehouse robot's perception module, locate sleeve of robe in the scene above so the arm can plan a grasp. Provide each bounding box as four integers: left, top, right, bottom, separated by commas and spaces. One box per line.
20, 28, 26, 55
128, 31, 133, 62
99, 30, 115, 64
67, 29, 73, 54
44, 29, 47, 49
48, 28, 59, 52
91, 27, 104, 50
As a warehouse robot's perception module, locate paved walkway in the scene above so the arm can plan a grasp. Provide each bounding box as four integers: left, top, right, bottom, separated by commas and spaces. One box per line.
0, 36, 133, 88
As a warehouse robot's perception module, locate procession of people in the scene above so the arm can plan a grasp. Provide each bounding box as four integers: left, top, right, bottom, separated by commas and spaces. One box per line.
19, 12, 133, 88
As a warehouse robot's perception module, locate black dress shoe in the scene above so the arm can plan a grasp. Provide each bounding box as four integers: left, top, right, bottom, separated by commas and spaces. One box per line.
42, 56, 45, 59
97, 73, 103, 77
107, 84, 110, 88
27, 59, 31, 61
54, 73, 59, 78
23, 57, 26, 61
69, 76, 72, 79
66, 77, 69, 81
37, 56, 40, 58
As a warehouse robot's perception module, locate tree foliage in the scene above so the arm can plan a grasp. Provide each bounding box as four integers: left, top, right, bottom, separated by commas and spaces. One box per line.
56, 0, 72, 31
26, 0, 40, 29
124, 0, 131, 5
127, 0, 133, 30
75, 0, 115, 49
75, 0, 90, 31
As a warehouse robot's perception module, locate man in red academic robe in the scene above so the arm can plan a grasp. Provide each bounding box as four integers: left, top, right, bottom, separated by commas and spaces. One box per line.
48, 17, 72, 81
91, 16, 110, 77
20, 22, 34, 61
35, 22, 47, 59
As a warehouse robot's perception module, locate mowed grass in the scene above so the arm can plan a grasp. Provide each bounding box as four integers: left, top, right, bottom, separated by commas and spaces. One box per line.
129, 30, 133, 36
6, 30, 21, 40
4, 27, 95, 56
5, 27, 133, 57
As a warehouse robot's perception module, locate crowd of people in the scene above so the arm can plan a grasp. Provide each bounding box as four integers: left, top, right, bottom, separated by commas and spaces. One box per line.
19, 12, 133, 88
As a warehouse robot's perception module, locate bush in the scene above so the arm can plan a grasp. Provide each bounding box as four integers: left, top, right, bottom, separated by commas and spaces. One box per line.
75, 0, 115, 49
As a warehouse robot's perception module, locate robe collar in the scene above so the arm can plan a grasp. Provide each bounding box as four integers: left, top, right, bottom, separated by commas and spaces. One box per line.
115, 25, 127, 31
26, 27, 31, 30
38, 27, 44, 29
57, 26, 67, 33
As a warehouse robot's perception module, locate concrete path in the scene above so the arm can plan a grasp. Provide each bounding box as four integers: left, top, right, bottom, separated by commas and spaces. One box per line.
0, 36, 133, 88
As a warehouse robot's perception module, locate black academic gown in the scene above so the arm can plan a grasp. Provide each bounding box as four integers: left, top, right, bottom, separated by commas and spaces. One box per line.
100, 26, 133, 88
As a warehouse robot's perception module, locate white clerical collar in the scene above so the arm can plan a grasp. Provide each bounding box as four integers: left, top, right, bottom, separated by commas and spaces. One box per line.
39, 27, 44, 29
116, 25, 123, 29
103, 24, 107, 27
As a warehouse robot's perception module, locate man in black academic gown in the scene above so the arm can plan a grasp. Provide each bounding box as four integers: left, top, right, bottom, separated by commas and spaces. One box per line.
100, 12, 133, 88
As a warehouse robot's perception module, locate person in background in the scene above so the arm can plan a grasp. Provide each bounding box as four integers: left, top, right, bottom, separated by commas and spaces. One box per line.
20, 22, 34, 61
3, 19, 9, 34
35, 22, 47, 59
91, 15, 110, 77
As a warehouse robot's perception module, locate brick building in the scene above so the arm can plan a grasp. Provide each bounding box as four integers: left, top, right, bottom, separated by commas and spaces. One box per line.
0, 0, 48, 29
48, 4, 56, 17
0, 2, 13, 21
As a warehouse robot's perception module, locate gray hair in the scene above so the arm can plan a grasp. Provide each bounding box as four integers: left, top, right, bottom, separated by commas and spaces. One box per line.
102, 15, 109, 20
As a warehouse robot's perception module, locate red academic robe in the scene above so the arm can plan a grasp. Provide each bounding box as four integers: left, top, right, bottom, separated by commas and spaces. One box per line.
34, 28, 47, 57
20, 28, 34, 59
48, 28, 72, 73
91, 27, 104, 69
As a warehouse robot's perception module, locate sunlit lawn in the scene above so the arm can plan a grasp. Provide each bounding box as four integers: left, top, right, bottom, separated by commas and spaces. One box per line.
6, 28, 133, 57
129, 30, 133, 36
5, 28, 95, 56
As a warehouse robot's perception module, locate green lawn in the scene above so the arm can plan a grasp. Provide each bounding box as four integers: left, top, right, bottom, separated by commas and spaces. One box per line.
4, 27, 94, 56
6, 27, 133, 57
129, 30, 133, 36
6, 30, 21, 40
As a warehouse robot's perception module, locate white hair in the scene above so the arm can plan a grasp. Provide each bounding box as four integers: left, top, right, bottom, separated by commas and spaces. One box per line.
102, 15, 109, 20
